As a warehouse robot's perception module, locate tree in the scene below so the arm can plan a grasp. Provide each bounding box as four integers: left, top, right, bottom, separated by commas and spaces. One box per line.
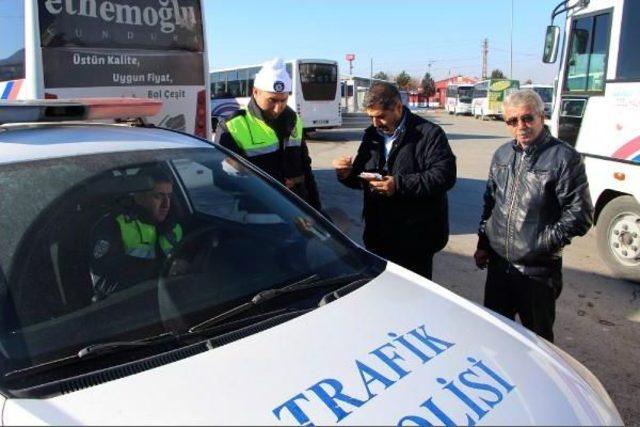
372, 71, 389, 81
421, 72, 436, 108
395, 71, 411, 90
490, 69, 506, 79
525, 79, 533, 85
408, 77, 421, 91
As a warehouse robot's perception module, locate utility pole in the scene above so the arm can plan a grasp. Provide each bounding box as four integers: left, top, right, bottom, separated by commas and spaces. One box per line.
482, 38, 489, 79
370, 58, 373, 87
510, 0, 514, 79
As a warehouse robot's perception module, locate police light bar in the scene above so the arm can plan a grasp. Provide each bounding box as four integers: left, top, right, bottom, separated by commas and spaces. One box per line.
0, 98, 162, 125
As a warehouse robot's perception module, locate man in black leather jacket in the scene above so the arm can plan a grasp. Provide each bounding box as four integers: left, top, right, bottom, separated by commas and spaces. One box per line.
333, 82, 456, 279
474, 90, 593, 342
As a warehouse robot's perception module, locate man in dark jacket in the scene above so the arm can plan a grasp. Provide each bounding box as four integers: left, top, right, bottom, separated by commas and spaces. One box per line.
214, 58, 321, 211
333, 82, 456, 279
474, 89, 593, 342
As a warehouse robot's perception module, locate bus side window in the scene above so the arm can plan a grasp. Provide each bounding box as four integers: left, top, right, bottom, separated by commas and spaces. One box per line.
226, 70, 240, 98
247, 67, 260, 94
565, 12, 611, 92
237, 69, 248, 98
211, 72, 230, 99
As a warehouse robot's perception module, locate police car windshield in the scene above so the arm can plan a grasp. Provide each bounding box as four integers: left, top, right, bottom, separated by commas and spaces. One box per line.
0, 146, 382, 387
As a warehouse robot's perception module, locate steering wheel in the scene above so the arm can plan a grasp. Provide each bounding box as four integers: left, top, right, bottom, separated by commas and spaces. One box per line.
160, 225, 221, 277
157, 225, 221, 330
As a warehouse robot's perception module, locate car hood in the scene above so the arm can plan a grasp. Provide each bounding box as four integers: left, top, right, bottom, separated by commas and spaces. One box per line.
3, 263, 621, 426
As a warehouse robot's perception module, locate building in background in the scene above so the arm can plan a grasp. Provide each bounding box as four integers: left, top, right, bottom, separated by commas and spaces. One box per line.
408, 90, 429, 108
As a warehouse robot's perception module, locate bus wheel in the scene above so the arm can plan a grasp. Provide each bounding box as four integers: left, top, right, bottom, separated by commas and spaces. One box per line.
596, 195, 640, 282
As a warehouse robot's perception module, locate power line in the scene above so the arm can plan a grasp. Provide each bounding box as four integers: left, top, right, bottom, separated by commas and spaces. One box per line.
370, 56, 481, 68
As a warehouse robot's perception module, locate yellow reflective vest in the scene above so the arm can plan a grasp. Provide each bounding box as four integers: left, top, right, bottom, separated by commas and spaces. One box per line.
218, 105, 321, 210
115, 214, 183, 260
225, 110, 304, 159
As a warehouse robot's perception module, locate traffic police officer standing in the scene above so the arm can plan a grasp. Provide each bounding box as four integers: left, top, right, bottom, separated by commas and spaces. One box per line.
214, 58, 322, 211
89, 168, 183, 301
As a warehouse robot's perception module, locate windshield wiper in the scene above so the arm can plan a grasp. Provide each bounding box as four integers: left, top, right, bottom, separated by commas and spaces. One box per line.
188, 274, 318, 333
5, 273, 373, 381
76, 331, 180, 359
189, 272, 369, 333
4, 332, 181, 380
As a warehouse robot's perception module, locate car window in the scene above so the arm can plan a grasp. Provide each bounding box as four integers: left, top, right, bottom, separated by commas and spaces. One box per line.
0, 146, 381, 387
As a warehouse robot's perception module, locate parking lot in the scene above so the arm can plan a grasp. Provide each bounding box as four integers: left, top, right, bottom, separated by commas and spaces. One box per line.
307, 110, 640, 426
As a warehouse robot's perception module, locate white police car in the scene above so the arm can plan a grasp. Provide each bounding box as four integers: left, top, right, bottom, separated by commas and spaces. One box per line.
0, 99, 622, 425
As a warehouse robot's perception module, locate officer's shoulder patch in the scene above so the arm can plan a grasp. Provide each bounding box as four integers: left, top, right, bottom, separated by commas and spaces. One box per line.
93, 240, 111, 259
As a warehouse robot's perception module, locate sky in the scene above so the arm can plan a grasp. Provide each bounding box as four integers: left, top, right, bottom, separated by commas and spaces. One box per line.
205, 0, 564, 84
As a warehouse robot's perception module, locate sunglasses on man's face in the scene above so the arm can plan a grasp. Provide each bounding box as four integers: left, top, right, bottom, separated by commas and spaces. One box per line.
505, 114, 537, 127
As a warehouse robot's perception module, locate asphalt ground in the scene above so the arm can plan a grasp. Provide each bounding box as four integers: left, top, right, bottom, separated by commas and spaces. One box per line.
306, 109, 640, 426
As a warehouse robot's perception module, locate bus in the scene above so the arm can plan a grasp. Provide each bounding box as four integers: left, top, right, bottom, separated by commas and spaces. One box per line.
521, 83, 554, 117
543, 0, 640, 281
339, 76, 407, 113
0, 0, 210, 139
471, 79, 520, 120
211, 59, 341, 131
445, 84, 474, 115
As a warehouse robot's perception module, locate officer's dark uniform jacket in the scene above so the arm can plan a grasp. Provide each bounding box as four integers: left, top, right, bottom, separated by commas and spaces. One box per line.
339, 107, 457, 254
89, 206, 182, 301
214, 99, 322, 210
478, 127, 593, 275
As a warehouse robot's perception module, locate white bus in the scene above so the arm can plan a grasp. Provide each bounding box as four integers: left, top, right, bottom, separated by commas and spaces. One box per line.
0, 0, 210, 139
445, 84, 474, 115
340, 76, 406, 113
521, 83, 554, 117
543, 0, 640, 281
211, 59, 341, 131
471, 79, 520, 120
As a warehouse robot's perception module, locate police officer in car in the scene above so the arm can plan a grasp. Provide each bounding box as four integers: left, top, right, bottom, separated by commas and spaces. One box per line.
89, 167, 183, 301
214, 58, 322, 211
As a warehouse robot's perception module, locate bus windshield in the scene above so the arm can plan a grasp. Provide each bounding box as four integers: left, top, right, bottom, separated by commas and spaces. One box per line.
38, 0, 205, 87
458, 87, 473, 102
38, 1, 204, 52
29, 0, 210, 138
299, 63, 338, 101
534, 87, 554, 102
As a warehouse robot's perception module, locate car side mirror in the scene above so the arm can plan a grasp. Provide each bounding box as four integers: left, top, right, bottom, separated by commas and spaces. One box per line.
543, 25, 561, 63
